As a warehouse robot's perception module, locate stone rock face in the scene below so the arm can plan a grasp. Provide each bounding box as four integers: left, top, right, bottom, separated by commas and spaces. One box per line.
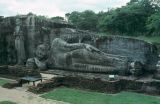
154, 60, 160, 79
1, 14, 160, 96
0, 65, 41, 77
0, 16, 16, 65
95, 36, 158, 72
0, 14, 73, 65
156, 60, 160, 69
28, 73, 160, 95
0, 14, 159, 76
48, 29, 158, 73
14, 17, 26, 64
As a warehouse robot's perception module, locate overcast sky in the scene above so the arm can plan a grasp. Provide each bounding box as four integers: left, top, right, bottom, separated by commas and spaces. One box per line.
0, 0, 130, 17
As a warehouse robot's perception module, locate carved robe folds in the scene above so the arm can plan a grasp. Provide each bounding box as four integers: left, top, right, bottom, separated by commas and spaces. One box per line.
48, 38, 129, 74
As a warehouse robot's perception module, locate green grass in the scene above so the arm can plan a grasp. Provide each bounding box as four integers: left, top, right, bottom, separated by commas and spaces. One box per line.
97, 33, 160, 44
135, 36, 160, 43
0, 101, 16, 104
0, 79, 10, 86
41, 87, 160, 104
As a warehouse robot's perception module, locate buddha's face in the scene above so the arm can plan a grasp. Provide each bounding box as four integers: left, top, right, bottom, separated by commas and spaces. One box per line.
26, 58, 36, 69
36, 44, 48, 60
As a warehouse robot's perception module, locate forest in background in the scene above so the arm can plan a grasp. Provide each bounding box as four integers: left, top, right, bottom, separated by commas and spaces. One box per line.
51, 0, 160, 36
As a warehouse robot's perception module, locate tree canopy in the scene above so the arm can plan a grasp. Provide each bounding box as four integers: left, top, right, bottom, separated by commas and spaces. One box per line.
65, 0, 160, 36
67, 10, 98, 31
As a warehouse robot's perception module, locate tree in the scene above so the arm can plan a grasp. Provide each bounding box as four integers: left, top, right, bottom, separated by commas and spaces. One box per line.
79, 10, 98, 31
50, 16, 64, 22
147, 11, 160, 36
65, 0, 160, 36
97, 0, 160, 35
66, 11, 82, 27
66, 10, 98, 31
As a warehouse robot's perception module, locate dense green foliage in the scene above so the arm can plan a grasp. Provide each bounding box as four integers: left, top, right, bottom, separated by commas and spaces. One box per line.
0, 101, 16, 104
147, 11, 160, 36
50, 16, 64, 22
66, 0, 160, 36
41, 88, 160, 104
67, 10, 98, 31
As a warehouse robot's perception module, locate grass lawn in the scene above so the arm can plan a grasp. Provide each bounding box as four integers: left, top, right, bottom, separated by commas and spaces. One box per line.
98, 33, 160, 44
0, 79, 10, 86
41, 87, 160, 104
0, 101, 16, 104
135, 36, 160, 43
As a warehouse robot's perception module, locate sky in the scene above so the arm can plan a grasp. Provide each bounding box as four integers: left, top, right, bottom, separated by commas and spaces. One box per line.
0, 0, 130, 17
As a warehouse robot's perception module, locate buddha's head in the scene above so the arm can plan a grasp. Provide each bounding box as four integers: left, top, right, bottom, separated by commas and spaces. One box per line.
35, 44, 49, 60
26, 58, 36, 69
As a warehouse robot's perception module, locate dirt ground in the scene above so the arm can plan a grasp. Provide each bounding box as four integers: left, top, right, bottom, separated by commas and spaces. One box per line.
0, 73, 69, 104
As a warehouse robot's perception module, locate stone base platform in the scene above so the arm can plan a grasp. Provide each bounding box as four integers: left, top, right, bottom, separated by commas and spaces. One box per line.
28, 70, 160, 95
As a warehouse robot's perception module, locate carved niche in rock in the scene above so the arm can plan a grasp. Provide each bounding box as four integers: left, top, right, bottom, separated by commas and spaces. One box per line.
14, 17, 26, 65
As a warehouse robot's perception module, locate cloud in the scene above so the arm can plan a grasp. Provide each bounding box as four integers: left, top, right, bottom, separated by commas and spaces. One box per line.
0, 0, 130, 17
0, 0, 65, 17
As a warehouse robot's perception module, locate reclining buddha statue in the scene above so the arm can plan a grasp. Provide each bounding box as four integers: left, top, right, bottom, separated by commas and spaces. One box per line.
53, 38, 129, 74
26, 38, 131, 75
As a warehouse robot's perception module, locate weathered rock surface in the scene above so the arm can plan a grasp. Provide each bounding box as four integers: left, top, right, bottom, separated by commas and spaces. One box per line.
0, 13, 159, 76
0, 16, 16, 65
0, 14, 73, 65
154, 60, 160, 79
1, 14, 160, 96
0, 65, 41, 78
96, 36, 158, 72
